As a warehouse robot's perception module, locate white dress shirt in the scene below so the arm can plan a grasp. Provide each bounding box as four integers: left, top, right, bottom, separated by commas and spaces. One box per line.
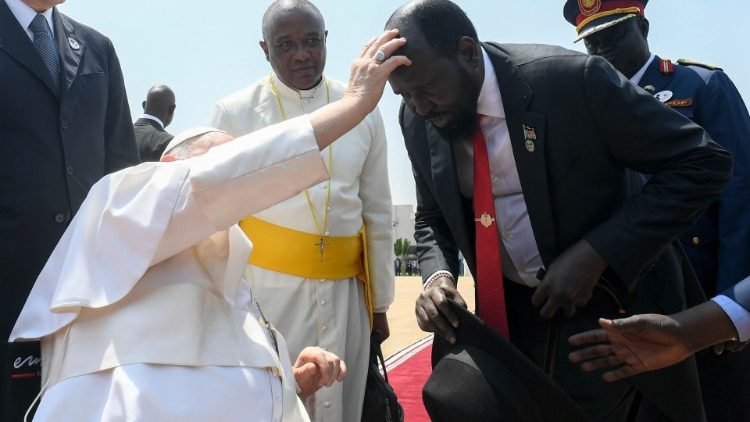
629, 53, 656, 86
453, 48, 544, 287
712, 275, 750, 342
5, 0, 55, 41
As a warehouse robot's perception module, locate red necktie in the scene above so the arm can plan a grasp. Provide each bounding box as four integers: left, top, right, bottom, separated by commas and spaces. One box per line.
473, 118, 510, 338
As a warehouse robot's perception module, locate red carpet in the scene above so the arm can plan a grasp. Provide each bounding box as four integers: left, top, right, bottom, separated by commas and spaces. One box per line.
386, 336, 433, 422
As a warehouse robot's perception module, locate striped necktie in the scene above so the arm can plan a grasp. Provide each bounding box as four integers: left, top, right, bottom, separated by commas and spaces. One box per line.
28, 14, 60, 90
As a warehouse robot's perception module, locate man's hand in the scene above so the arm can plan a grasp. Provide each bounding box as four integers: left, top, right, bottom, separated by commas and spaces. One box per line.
372, 312, 390, 342
415, 276, 467, 344
568, 315, 693, 382
531, 239, 607, 318
292, 347, 347, 398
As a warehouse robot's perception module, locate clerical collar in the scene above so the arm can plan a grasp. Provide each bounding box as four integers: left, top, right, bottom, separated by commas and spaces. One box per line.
630, 53, 656, 86
272, 73, 327, 101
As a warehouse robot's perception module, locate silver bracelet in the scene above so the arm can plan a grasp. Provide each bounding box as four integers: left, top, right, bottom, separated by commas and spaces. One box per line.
423, 270, 455, 290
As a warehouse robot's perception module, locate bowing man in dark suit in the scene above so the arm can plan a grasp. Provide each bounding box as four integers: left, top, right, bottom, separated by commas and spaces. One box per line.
385, 1, 732, 420
134, 84, 176, 162
0, 0, 138, 417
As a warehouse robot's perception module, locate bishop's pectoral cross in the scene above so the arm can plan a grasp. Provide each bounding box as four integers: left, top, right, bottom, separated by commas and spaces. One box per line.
314, 236, 330, 262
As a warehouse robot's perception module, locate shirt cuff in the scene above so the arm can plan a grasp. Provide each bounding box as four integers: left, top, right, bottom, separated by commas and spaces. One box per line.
712, 295, 750, 342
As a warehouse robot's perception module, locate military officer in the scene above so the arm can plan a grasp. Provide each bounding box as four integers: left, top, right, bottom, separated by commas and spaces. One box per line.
564, 1, 750, 420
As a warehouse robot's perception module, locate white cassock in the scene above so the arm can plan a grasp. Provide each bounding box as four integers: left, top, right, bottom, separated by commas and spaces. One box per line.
212, 73, 394, 422
10, 117, 329, 422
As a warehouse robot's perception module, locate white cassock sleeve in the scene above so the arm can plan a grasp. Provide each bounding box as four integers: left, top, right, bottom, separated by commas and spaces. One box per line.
360, 109, 396, 313
10, 116, 328, 341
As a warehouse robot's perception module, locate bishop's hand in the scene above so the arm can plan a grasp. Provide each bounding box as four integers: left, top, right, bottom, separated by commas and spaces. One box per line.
415, 276, 467, 344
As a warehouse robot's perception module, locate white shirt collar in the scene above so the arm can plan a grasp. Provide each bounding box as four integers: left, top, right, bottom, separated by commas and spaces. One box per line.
141, 114, 165, 129
477, 47, 506, 119
629, 53, 656, 86
5, 0, 56, 40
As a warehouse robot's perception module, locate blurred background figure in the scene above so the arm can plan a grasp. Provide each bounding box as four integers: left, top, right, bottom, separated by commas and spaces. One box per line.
135, 84, 176, 162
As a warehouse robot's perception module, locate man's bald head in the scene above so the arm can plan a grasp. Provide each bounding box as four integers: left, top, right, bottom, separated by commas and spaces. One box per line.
142, 85, 176, 127
261, 0, 324, 42
385, 0, 478, 60
161, 130, 233, 162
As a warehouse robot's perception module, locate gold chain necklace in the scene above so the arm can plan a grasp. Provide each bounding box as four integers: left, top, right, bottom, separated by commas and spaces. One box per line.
268, 74, 333, 262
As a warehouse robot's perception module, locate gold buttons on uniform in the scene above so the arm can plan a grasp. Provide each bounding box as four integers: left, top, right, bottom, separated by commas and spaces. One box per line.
692, 236, 701, 246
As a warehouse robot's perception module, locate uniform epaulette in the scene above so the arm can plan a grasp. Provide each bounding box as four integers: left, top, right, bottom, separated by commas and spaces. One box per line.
677, 59, 722, 71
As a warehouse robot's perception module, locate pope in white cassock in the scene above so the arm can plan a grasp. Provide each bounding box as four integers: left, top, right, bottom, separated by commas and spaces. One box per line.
212, 2, 395, 421
8, 30, 411, 422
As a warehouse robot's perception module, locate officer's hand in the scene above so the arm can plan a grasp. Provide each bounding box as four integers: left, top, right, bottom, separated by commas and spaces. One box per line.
372, 312, 390, 342
415, 276, 467, 344
531, 240, 607, 319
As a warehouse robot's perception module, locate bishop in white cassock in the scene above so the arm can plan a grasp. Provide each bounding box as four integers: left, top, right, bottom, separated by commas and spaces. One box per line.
10, 120, 340, 422
211, 3, 395, 421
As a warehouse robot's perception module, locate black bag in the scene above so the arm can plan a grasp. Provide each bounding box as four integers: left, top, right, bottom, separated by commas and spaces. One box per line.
361, 332, 403, 422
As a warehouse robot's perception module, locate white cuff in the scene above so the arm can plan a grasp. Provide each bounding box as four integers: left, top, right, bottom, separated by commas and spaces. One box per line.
424, 270, 455, 290
712, 295, 750, 342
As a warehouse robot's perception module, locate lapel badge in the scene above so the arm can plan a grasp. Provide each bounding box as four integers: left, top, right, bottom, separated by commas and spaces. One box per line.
476, 212, 495, 229
643, 84, 656, 92
654, 90, 673, 103
523, 124, 536, 153
68, 37, 80, 50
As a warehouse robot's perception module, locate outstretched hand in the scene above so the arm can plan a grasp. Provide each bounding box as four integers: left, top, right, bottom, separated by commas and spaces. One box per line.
568, 315, 694, 382
293, 347, 347, 398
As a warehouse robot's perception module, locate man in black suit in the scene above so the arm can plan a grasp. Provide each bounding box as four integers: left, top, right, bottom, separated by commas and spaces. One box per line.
385, 1, 732, 420
134, 84, 176, 161
0, 0, 138, 418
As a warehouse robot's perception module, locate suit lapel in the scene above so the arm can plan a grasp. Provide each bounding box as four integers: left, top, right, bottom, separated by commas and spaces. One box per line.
425, 123, 475, 266
485, 43, 558, 265
0, 1, 59, 98
53, 9, 84, 95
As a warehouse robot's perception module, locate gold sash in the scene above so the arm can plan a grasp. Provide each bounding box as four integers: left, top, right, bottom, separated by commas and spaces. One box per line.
239, 216, 374, 327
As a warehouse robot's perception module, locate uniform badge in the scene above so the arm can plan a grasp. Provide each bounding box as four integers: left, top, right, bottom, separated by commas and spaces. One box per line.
654, 90, 673, 103
523, 124, 536, 153
665, 98, 693, 108
68, 37, 80, 50
643, 85, 656, 92
578, 0, 601, 16
476, 212, 495, 229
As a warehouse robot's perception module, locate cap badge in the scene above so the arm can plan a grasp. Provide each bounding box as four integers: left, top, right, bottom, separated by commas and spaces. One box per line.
578, 0, 602, 17
654, 90, 673, 103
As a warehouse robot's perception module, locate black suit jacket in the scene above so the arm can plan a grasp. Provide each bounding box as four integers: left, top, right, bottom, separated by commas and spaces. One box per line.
0, 3, 139, 339
134, 117, 173, 162
401, 43, 732, 419
401, 42, 731, 314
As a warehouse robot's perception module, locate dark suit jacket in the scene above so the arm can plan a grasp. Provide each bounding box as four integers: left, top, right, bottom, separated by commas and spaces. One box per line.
400, 42, 732, 418
134, 117, 173, 162
0, 3, 139, 340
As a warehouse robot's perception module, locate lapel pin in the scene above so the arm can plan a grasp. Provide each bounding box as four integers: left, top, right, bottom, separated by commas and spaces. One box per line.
643, 84, 656, 92
523, 124, 536, 153
654, 90, 673, 103
68, 37, 80, 50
